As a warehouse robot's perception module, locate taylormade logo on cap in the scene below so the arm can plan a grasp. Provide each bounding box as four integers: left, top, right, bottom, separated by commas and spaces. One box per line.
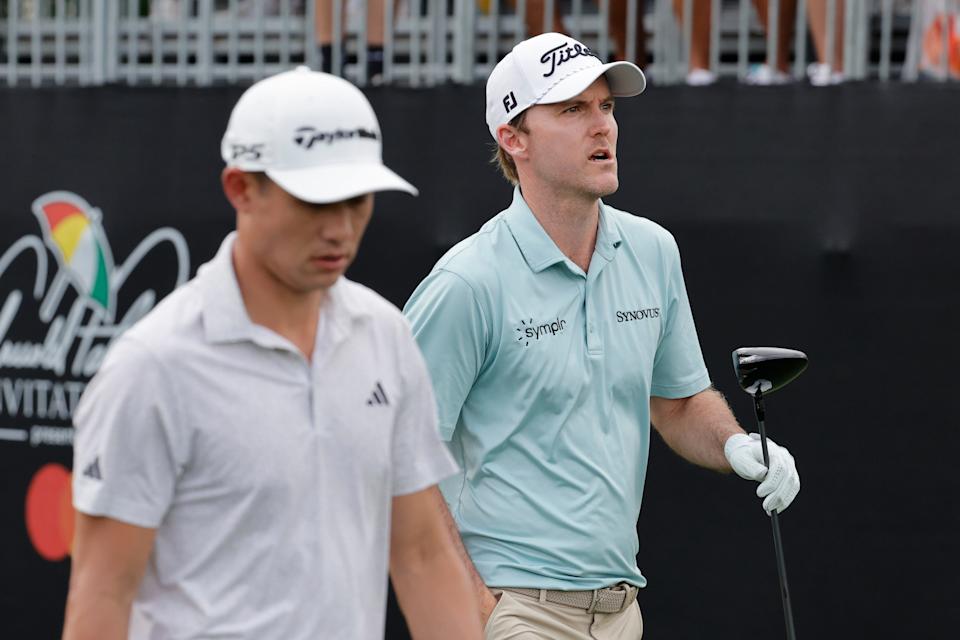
221, 66, 417, 204
485, 33, 647, 139
292, 126, 380, 150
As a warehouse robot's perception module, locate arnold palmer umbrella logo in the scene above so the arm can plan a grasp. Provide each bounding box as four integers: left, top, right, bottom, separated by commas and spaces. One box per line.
32, 192, 117, 321
0, 191, 190, 561
0, 192, 190, 384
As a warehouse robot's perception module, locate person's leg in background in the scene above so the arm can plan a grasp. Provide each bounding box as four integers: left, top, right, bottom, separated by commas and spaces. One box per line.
511, 1, 647, 67
315, 0, 337, 73
608, 0, 648, 67
745, 0, 797, 83
366, 0, 386, 82
671, 0, 714, 84
805, 0, 844, 84
515, 0, 566, 36
315, 0, 390, 79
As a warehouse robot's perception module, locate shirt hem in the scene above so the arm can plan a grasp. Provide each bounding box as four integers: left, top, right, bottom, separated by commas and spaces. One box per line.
73, 488, 165, 529
392, 459, 459, 497
650, 375, 712, 399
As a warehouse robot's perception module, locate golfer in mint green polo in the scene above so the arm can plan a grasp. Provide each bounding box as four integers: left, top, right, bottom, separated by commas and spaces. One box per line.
404, 33, 802, 640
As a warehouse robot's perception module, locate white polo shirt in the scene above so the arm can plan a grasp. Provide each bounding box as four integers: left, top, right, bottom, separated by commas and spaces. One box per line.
72, 233, 457, 640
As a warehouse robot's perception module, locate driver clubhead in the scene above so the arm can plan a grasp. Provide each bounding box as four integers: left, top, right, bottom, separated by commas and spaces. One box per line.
732, 347, 808, 397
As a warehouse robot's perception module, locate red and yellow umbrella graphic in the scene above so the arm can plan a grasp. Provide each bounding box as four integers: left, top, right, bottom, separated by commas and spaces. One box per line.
32, 192, 115, 316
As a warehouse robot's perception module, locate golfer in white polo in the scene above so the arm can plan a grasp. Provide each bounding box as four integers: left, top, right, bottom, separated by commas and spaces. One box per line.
63, 68, 481, 640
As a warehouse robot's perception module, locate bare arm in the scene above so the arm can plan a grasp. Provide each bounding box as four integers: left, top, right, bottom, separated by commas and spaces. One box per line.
390, 486, 482, 640
430, 487, 500, 626
62, 514, 156, 640
650, 387, 744, 472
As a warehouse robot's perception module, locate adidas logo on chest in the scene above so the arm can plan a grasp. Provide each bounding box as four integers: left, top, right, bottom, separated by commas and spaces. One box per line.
365, 381, 389, 407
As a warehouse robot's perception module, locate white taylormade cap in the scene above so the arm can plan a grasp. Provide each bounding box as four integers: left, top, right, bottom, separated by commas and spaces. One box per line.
221, 66, 417, 203
485, 33, 646, 139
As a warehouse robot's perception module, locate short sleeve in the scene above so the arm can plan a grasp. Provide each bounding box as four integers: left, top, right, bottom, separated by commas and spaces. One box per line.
402, 269, 487, 440
650, 234, 712, 398
72, 336, 190, 528
390, 321, 459, 496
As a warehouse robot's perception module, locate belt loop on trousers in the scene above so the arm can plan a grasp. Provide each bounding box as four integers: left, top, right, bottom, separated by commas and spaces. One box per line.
539, 589, 547, 603
586, 589, 601, 614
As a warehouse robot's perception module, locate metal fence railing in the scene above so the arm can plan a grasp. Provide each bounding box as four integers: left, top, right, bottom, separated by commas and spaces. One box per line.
1, 0, 956, 87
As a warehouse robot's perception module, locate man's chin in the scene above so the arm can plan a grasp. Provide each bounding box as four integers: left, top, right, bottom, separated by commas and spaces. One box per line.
315, 273, 342, 290
296, 272, 342, 293
592, 178, 619, 200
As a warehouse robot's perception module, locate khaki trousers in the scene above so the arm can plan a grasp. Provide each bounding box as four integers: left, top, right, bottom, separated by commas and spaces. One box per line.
485, 588, 643, 640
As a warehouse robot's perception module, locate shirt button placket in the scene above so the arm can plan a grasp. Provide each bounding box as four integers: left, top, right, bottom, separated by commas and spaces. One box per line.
309, 365, 324, 432
585, 284, 602, 354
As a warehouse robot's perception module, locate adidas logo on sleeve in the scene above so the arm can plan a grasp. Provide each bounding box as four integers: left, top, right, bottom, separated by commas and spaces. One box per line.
82, 456, 102, 480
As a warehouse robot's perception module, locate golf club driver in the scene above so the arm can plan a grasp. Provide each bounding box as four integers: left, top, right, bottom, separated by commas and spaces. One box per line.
732, 347, 808, 640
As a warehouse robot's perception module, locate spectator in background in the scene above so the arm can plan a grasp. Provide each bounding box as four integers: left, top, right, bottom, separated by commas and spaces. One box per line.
916, 0, 960, 80
151, 0, 292, 20
806, 0, 845, 84
673, 0, 798, 85
501, 0, 649, 66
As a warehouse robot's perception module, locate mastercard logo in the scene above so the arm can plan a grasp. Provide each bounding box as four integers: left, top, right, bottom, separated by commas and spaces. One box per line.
24, 463, 74, 561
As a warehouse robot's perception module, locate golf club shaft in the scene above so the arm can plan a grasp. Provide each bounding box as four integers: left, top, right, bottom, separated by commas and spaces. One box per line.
754, 392, 798, 640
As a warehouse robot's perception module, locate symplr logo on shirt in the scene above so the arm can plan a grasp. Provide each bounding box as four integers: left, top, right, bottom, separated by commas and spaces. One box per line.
515, 317, 568, 347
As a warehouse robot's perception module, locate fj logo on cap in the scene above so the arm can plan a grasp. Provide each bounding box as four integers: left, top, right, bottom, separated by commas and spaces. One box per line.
293, 126, 379, 150
503, 91, 518, 114
540, 42, 600, 78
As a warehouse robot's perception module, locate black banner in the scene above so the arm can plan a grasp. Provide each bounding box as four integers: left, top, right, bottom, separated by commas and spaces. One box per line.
1, 83, 957, 638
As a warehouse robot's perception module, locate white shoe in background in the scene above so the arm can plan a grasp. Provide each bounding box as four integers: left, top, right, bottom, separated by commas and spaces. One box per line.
686, 68, 718, 86
744, 64, 792, 85
807, 63, 845, 86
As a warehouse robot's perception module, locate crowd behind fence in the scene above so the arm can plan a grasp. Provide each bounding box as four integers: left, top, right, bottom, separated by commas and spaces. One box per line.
1, 0, 957, 87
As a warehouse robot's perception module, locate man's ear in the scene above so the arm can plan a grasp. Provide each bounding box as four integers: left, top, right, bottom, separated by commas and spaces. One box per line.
496, 123, 528, 162
221, 168, 258, 212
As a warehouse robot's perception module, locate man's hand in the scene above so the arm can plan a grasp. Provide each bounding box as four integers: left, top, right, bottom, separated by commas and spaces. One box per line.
724, 433, 800, 514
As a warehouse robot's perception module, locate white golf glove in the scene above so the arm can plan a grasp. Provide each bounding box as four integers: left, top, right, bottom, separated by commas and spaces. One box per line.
724, 433, 800, 515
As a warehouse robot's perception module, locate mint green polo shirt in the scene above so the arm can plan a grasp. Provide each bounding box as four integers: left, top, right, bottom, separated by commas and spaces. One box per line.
403, 188, 711, 590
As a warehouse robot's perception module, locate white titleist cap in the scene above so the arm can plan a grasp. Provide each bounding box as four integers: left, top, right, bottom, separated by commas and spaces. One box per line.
221, 66, 417, 203
485, 33, 646, 139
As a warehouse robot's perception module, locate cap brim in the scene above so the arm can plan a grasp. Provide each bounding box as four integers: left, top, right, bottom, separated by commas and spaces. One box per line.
538, 61, 646, 105
266, 162, 418, 204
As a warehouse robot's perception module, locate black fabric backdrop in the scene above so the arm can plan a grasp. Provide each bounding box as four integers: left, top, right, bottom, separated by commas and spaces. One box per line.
0, 83, 957, 638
